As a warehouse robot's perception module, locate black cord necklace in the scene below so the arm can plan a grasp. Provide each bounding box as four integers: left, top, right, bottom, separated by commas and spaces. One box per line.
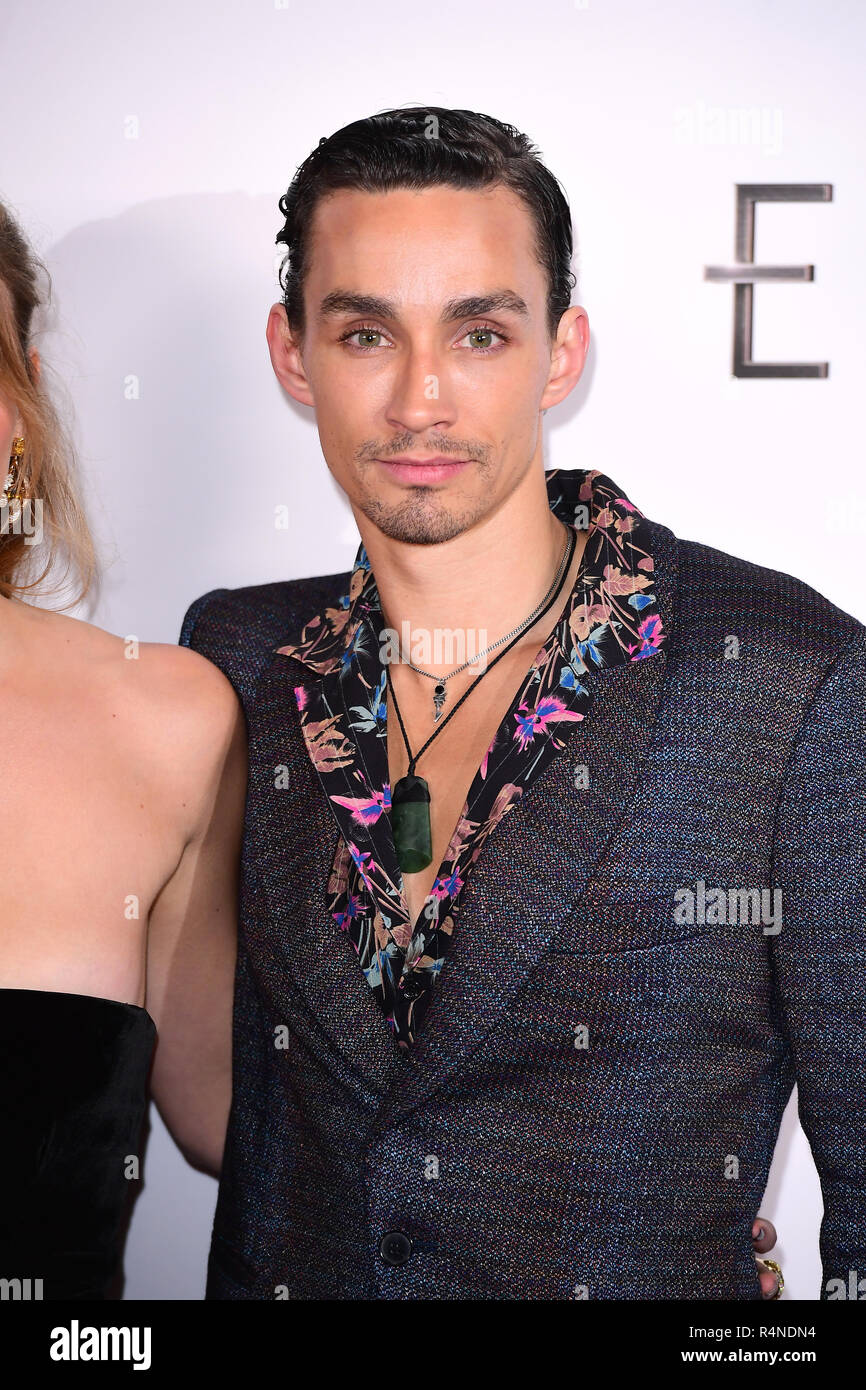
386, 523, 578, 874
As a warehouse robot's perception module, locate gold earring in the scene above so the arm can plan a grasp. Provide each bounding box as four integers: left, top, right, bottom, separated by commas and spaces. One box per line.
3, 436, 26, 502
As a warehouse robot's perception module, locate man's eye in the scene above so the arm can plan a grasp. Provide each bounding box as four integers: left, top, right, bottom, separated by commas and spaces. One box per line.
339, 326, 387, 350
337, 324, 509, 353
343, 323, 389, 347
460, 325, 508, 353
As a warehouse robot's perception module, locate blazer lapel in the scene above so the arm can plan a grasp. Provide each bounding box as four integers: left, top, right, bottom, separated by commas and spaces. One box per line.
248, 646, 411, 1097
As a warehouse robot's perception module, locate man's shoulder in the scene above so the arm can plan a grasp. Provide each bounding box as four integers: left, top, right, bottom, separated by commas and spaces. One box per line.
178, 571, 351, 701
672, 532, 866, 665
180, 571, 351, 646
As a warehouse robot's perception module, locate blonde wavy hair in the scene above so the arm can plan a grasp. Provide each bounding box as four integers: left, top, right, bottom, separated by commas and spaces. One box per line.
0, 200, 96, 606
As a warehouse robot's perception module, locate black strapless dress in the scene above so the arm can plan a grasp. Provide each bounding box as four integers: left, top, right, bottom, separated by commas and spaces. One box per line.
0, 988, 156, 1299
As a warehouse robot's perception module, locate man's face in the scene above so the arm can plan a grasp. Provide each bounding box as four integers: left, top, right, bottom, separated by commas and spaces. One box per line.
269, 182, 584, 546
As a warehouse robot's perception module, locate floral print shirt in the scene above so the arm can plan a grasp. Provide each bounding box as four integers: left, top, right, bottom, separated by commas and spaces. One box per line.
275, 468, 667, 1050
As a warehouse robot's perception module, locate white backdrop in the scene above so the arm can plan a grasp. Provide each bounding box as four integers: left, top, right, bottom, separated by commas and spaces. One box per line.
2, 0, 863, 1299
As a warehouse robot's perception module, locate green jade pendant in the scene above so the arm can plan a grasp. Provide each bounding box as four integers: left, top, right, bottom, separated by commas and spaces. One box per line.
391, 772, 433, 872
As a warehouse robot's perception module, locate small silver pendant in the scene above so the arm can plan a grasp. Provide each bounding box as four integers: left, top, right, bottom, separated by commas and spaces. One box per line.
433, 681, 447, 722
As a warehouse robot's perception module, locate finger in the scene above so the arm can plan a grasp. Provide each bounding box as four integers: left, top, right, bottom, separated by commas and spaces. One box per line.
752, 1217, 777, 1252
757, 1263, 781, 1299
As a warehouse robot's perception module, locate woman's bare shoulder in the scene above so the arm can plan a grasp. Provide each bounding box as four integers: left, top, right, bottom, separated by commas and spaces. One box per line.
8, 598, 243, 782
11, 598, 234, 699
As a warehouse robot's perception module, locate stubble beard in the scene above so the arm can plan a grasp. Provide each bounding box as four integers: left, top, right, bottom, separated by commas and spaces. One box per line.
353, 461, 493, 546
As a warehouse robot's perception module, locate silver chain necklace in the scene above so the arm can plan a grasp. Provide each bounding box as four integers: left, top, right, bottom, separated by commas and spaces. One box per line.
401, 523, 574, 723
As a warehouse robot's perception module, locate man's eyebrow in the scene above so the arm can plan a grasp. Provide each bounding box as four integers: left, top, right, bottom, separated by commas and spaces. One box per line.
317, 290, 531, 322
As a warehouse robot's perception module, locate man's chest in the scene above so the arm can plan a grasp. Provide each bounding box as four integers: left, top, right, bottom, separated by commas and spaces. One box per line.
384, 647, 548, 928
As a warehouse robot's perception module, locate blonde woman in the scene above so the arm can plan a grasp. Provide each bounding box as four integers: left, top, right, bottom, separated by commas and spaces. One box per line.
0, 201, 245, 1299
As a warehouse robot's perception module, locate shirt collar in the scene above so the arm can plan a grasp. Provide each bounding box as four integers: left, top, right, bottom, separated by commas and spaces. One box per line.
276, 467, 666, 675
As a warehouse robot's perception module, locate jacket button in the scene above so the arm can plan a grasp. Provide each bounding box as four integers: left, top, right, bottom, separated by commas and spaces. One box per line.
379, 1230, 413, 1266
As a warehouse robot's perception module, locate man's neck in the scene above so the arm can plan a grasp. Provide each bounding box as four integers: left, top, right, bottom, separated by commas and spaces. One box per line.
352, 465, 584, 673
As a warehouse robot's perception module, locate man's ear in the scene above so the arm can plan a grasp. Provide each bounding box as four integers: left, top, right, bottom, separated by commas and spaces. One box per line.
266, 303, 314, 407
540, 304, 590, 413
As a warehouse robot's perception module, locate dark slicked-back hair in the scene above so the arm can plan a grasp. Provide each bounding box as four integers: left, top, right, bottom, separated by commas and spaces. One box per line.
275, 106, 577, 342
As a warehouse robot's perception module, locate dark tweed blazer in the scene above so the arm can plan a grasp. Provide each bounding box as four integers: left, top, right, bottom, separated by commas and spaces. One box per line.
179, 514, 866, 1300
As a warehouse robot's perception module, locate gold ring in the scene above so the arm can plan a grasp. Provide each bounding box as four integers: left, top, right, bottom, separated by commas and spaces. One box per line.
756, 1257, 784, 1299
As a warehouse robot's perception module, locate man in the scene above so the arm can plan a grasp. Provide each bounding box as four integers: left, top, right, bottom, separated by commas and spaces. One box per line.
179, 107, 863, 1299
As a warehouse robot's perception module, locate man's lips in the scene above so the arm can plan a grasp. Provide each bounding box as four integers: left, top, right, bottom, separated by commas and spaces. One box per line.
375, 456, 471, 485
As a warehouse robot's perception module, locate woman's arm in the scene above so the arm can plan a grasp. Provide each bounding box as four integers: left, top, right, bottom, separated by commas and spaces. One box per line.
145, 649, 248, 1176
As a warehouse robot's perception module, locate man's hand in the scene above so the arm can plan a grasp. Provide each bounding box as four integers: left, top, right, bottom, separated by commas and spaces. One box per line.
752, 1217, 782, 1298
